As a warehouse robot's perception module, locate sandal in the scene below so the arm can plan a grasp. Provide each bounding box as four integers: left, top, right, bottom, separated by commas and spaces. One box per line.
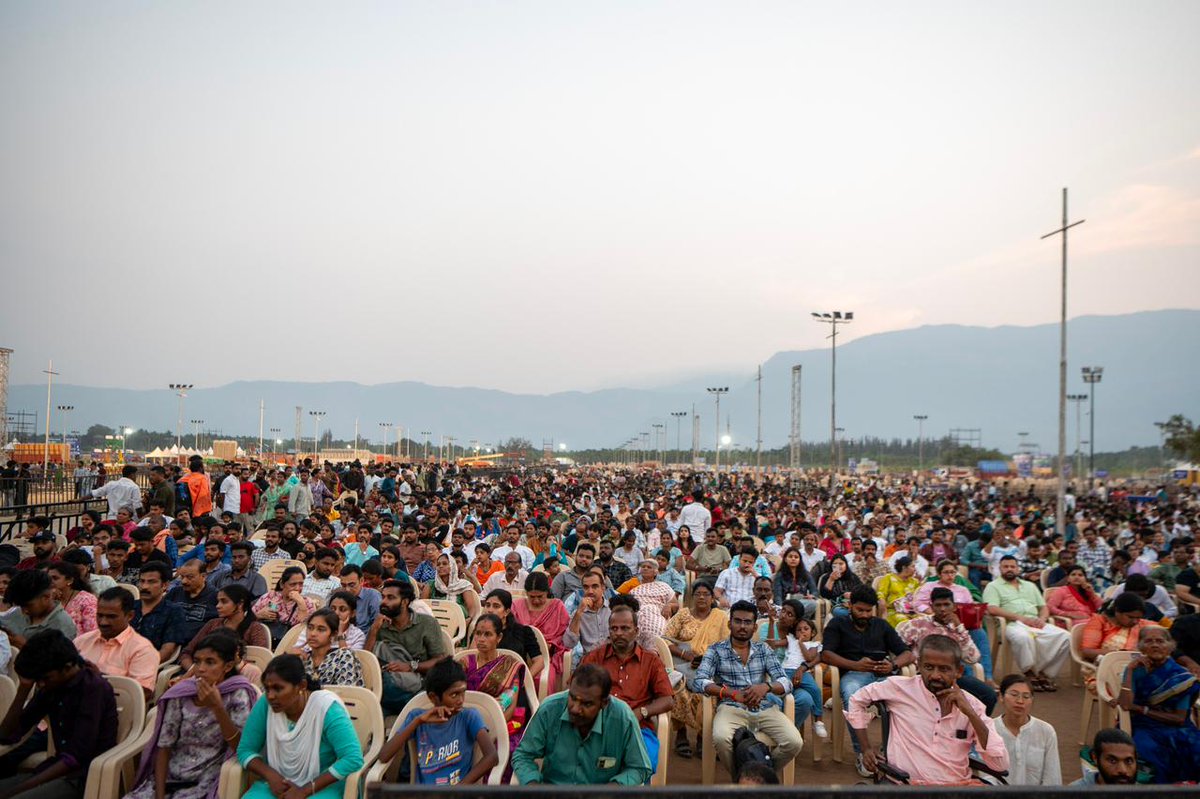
674, 738, 693, 758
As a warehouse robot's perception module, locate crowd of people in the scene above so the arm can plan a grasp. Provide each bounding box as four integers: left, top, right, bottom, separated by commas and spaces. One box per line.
0, 456, 1198, 797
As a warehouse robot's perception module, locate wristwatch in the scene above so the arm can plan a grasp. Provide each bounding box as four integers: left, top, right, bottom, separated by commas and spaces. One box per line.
640, 706, 650, 720
409, 660, 420, 672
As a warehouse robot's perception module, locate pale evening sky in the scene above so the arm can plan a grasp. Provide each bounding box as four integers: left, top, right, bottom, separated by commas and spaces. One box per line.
2, 1, 1198, 393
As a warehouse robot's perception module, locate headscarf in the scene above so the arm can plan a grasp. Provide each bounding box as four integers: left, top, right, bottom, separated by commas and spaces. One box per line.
434, 552, 473, 596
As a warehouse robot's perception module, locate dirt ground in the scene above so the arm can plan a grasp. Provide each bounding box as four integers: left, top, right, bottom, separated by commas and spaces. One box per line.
661, 679, 1090, 785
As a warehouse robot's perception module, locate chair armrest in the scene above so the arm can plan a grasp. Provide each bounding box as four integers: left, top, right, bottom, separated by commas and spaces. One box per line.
875, 758, 911, 783
968, 756, 1009, 781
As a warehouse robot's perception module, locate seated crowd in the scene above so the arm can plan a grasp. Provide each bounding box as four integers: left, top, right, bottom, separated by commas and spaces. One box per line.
0, 457, 1198, 797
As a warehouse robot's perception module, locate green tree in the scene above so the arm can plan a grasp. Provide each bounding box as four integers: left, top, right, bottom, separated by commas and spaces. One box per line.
1160, 415, 1200, 462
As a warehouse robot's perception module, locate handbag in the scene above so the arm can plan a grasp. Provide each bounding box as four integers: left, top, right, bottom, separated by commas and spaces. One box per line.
957, 602, 987, 630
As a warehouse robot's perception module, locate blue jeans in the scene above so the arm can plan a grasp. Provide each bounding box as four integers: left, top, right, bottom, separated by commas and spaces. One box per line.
831, 606, 850, 619
839, 671, 888, 754
968, 627, 994, 681
785, 667, 822, 727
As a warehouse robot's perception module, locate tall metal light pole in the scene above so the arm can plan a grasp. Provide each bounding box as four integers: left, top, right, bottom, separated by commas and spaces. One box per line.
691, 404, 698, 467
811, 311, 853, 473
422, 431, 432, 462
1067, 395, 1087, 486
755, 364, 763, 473
706, 387, 728, 473
42, 361, 58, 476
1082, 366, 1103, 480
309, 411, 325, 458
379, 423, 393, 457
1042, 189, 1085, 532
56, 405, 74, 445
834, 427, 845, 472
670, 411, 687, 465
168, 383, 193, 450
269, 428, 282, 459
190, 419, 205, 450
652, 423, 664, 463
913, 414, 928, 473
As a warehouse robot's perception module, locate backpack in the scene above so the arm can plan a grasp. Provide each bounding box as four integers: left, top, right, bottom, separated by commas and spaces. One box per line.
731, 727, 774, 782
175, 479, 193, 517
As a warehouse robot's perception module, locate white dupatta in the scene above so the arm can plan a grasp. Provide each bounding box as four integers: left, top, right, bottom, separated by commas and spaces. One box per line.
266, 689, 342, 785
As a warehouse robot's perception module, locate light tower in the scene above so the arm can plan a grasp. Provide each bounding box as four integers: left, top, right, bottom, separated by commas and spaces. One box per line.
811, 311, 853, 472
168, 383, 193, 450
706, 387, 728, 473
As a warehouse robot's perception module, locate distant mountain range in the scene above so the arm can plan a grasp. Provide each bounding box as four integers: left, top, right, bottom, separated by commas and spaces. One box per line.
9, 309, 1198, 453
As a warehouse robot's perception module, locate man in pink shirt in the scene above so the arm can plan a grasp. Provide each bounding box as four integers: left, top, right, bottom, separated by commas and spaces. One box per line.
847, 635, 1009, 785
74, 586, 158, 700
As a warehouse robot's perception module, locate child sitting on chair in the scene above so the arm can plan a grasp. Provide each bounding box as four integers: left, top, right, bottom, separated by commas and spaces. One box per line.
378, 658, 499, 785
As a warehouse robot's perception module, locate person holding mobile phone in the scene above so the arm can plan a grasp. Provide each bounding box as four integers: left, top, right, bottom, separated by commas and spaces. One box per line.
821, 585, 915, 777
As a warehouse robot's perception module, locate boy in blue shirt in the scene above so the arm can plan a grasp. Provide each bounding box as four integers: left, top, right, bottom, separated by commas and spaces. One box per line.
377, 658, 499, 785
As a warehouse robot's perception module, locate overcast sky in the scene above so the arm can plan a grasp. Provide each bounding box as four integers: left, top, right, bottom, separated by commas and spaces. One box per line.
2, 1, 1198, 394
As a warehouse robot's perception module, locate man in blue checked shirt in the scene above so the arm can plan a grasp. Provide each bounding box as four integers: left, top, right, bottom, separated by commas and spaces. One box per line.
691, 599, 803, 776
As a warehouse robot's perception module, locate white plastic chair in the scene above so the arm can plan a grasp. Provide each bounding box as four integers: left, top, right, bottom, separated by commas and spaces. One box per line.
367, 690, 509, 785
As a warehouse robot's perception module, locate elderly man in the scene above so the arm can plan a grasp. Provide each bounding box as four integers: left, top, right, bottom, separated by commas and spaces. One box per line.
849, 635, 1009, 784
982, 555, 1070, 691
164, 559, 219, 643
482, 552, 528, 596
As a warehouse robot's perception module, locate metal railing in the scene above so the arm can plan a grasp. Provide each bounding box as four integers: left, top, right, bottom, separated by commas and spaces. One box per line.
0, 497, 111, 543
0, 470, 153, 513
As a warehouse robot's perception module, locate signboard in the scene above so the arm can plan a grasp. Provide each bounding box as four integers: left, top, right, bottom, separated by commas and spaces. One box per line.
1095, 470, 1109, 478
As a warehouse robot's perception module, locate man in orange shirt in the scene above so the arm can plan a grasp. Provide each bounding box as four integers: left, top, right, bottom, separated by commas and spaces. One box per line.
74, 586, 159, 700
182, 456, 213, 518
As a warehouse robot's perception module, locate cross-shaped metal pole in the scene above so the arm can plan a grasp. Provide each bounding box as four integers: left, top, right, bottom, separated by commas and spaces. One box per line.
1041, 188, 1085, 539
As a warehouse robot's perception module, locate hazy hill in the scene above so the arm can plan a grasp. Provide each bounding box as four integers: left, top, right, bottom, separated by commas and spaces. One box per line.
9, 309, 1197, 453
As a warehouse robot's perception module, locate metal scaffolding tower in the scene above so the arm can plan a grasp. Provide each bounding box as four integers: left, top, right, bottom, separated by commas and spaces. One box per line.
0, 348, 10, 445
949, 428, 982, 449
789, 365, 802, 470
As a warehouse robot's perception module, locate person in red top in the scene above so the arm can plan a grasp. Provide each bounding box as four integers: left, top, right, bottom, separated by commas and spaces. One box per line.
818, 523, 852, 559
182, 457, 212, 518
239, 478, 262, 533
580, 604, 674, 775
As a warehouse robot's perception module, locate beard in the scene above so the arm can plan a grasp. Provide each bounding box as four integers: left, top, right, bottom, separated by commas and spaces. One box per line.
926, 678, 951, 693
379, 603, 402, 619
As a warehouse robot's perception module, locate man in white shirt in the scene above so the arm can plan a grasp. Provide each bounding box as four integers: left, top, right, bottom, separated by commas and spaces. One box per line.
482, 553, 529, 596
678, 495, 712, 546
219, 464, 242, 518
91, 464, 143, 520
714, 547, 759, 608
490, 525, 535, 570
800, 531, 826, 574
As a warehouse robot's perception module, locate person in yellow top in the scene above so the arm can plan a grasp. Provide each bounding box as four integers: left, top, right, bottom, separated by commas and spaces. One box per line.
876, 556, 921, 627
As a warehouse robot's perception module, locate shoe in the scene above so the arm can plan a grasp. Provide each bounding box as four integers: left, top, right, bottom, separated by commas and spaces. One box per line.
813, 720, 828, 739
855, 754, 873, 778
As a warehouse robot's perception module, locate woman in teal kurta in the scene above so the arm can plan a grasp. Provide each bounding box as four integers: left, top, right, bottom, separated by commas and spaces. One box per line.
236, 655, 363, 799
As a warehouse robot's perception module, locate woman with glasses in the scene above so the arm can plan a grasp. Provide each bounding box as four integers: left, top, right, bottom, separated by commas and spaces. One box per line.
995, 673, 1062, 784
